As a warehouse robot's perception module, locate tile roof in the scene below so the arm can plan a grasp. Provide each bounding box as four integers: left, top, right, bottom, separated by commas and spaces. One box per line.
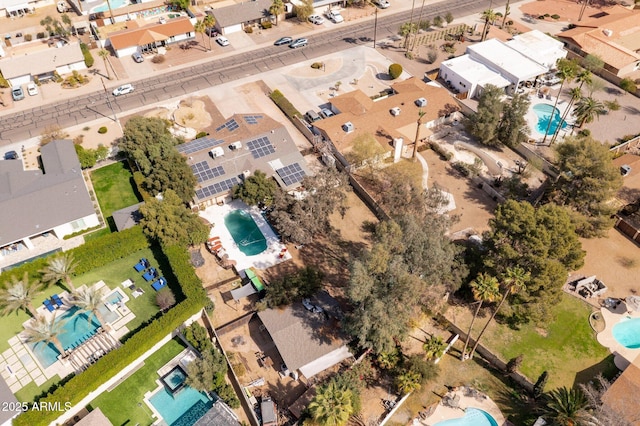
109, 17, 194, 50
0, 42, 84, 79
601, 357, 640, 424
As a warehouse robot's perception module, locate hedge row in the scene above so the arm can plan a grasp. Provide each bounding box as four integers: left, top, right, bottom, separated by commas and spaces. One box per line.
14, 243, 206, 426
0, 227, 147, 288
269, 89, 301, 120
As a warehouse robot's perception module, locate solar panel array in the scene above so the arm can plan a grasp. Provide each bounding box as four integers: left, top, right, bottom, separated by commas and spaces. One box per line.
177, 137, 225, 155
244, 115, 263, 125
216, 118, 239, 132
246, 136, 275, 159
276, 163, 306, 187
195, 177, 239, 200
191, 161, 225, 183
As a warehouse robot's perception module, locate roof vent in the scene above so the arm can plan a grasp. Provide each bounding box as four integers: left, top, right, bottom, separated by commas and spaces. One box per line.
342, 122, 354, 133
229, 141, 242, 150
415, 97, 427, 107
390, 107, 401, 116
603, 29, 613, 37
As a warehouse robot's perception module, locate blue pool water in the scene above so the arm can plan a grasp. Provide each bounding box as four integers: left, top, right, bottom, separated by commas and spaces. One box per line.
162, 366, 187, 393
224, 210, 267, 256
533, 104, 567, 136
613, 317, 640, 349
434, 408, 499, 426
149, 386, 213, 426
29, 307, 101, 368
106, 292, 123, 305
91, 0, 129, 13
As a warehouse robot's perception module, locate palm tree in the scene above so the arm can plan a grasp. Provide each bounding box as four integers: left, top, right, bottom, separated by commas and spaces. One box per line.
551, 86, 582, 145
404, 0, 418, 50
70, 287, 106, 326
461, 273, 500, 360
194, 20, 206, 51
40, 253, 79, 292
98, 49, 111, 80
542, 58, 577, 144
410, 0, 427, 51
395, 370, 422, 394
469, 266, 530, 359
0, 273, 43, 317
573, 96, 607, 129
541, 387, 589, 425
269, 0, 285, 26
22, 313, 67, 356
501, 0, 511, 28
203, 15, 216, 51
480, 9, 497, 41
423, 336, 446, 360
308, 381, 353, 426
412, 109, 426, 161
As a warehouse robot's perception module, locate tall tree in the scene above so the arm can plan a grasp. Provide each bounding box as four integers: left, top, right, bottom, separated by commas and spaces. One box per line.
41, 253, 79, 292
23, 314, 66, 356
469, 266, 530, 359
232, 170, 278, 206
294, 0, 314, 22
97, 49, 111, 80
0, 273, 42, 317
501, 0, 511, 28
461, 273, 500, 360
572, 96, 607, 128
497, 92, 530, 147
139, 189, 209, 246
269, 0, 285, 26
540, 387, 589, 425
552, 136, 622, 237
480, 9, 497, 41
194, 20, 206, 51
203, 15, 216, 51
308, 381, 354, 426
395, 369, 422, 394
70, 286, 106, 326
422, 336, 446, 360
581, 54, 603, 72
551, 68, 590, 145
412, 109, 426, 160
542, 58, 578, 144
404, 0, 417, 50
465, 84, 504, 146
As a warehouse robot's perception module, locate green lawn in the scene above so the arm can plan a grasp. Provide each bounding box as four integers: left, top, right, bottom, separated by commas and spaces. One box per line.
15, 376, 59, 403
90, 161, 141, 223
89, 337, 186, 426
461, 294, 615, 390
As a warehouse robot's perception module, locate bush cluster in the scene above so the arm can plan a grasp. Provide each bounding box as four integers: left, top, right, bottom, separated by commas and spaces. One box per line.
261, 21, 272, 29
269, 89, 302, 119
98, 126, 108, 134
80, 43, 94, 68
388, 63, 403, 79
429, 141, 453, 160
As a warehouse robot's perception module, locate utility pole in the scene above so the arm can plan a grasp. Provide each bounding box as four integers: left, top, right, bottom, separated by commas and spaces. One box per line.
101, 78, 122, 133
373, 8, 378, 49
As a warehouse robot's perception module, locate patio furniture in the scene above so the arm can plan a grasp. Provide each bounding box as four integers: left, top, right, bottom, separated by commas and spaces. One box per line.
133, 260, 146, 272
151, 277, 167, 291
143, 268, 157, 282
43, 299, 55, 312
52, 294, 63, 308
121, 278, 134, 289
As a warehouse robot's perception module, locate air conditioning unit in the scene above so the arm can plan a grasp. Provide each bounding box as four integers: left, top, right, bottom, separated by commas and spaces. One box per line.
242, 170, 251, 179
342, 122, 354, 133
415, 97, 427, 107
602, 29, 613, 37
390, 107, 401, 116
210, 147, 224, 158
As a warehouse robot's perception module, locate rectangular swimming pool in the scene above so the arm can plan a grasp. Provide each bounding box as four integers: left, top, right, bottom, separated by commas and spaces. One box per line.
149, 386, 213, 426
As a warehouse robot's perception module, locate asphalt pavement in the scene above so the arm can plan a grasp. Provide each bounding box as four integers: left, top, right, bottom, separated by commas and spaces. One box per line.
0, 0, 505, 145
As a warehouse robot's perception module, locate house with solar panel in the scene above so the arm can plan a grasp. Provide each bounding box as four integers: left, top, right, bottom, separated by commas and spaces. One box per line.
176, 113, 311, 209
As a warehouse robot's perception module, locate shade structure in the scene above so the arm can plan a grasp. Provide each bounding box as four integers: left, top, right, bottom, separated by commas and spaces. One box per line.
626, 296, 640, 312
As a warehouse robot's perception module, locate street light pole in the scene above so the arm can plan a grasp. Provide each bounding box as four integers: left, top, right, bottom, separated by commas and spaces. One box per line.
101, 78, 122, 133
373, 8, 378, 49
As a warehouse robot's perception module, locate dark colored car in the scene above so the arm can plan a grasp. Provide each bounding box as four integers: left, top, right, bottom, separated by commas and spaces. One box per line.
11, 87, 24, 101
274, 37, 293, 46
4, 151, 18, 160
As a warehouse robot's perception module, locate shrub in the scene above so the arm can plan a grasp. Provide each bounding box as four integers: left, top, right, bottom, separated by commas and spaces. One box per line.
194, 131, 208, 139
311, 62, 324, 69
433, 15, 443, 27
151, 55, 165, 63
388, 63, 403, 79
24, 34, 32, 41
0, 73, 9, 88
37, 32, 46, 39
269, 89, 302, 119
261, 21, 272, 29
244, 26, 253, 33
80, 43, 94, 67
577, 129, 591, 138
543, 13, 550, 17
98, 126, 108, 134
538, 15, 545, 19
429, 141, 452, 161
550, 14, 560, 19
444, 12, 454, 24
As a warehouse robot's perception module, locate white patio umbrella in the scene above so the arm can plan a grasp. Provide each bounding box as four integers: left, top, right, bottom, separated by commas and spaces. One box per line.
625, 296, 640, 312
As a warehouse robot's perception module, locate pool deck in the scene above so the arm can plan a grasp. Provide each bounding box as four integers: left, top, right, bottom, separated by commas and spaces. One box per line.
524, 90, 574, 143
418, 387, 505, 426
597, 303, 640, 370
199, 200, 292, 271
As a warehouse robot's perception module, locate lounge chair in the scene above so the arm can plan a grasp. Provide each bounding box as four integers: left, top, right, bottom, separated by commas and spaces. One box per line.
52, 294, 63, 308
151, 277, 167, 291
133, 260, 146, 272
43, 299, 55, 312
143, 268, 157, 282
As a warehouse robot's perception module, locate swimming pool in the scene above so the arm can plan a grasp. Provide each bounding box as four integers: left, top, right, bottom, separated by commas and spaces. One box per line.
533, 104, 567, 137
91, 0, 129, 14
149, 386, 213, 426
612, 317, 640, 349
434, 407, 498, 426
161, 365, 188, 394
224, 210, 267, 256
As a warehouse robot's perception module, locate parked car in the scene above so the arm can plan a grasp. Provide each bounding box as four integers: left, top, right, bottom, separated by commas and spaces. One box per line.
26, 83, 38, 96
112, 84, 134, 96
289, 38, 308, 49
4, 151, 18, 160
274, 36, 293, 46
308, 15, 325, 25
205, 27, 218, 37
11, 86, 24, 101
216, 36, 230, 46
325, 10, 344, 23
375, 0, 390, 8
320, 108, 335, 118
132, 52, 144, 63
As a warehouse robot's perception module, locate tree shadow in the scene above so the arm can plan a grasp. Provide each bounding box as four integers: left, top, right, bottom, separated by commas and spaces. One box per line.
623, 105, 640, 115
573, 354, 618, 387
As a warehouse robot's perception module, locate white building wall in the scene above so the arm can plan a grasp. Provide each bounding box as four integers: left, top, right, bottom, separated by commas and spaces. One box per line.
115, 45, 138, 58
51, 213, 99, 239
8, 74, 31, 87
56, 60, 86, 75
439, 64, 476, 98
222, 23, 242, 34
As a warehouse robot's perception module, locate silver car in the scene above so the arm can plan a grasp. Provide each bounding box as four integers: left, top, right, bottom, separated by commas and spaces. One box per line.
112, 84, 134, 96
289, 38, 308, 49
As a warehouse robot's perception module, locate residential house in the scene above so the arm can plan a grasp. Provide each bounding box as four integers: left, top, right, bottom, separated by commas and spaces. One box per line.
558, 6, 640, 78
176, 112, 311, 209
1, 0, 34, 17
0, 42, 86, 87
0, 377, 19, 426
257, 291, 353, 380
601, 357, 640, 425
208, 0, 273, 35
313, 77, 461, 161
0, 140, 99, 260
107, 16, 195, 57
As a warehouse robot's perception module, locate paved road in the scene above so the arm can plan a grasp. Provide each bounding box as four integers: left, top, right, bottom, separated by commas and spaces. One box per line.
0, 0, 503, 144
